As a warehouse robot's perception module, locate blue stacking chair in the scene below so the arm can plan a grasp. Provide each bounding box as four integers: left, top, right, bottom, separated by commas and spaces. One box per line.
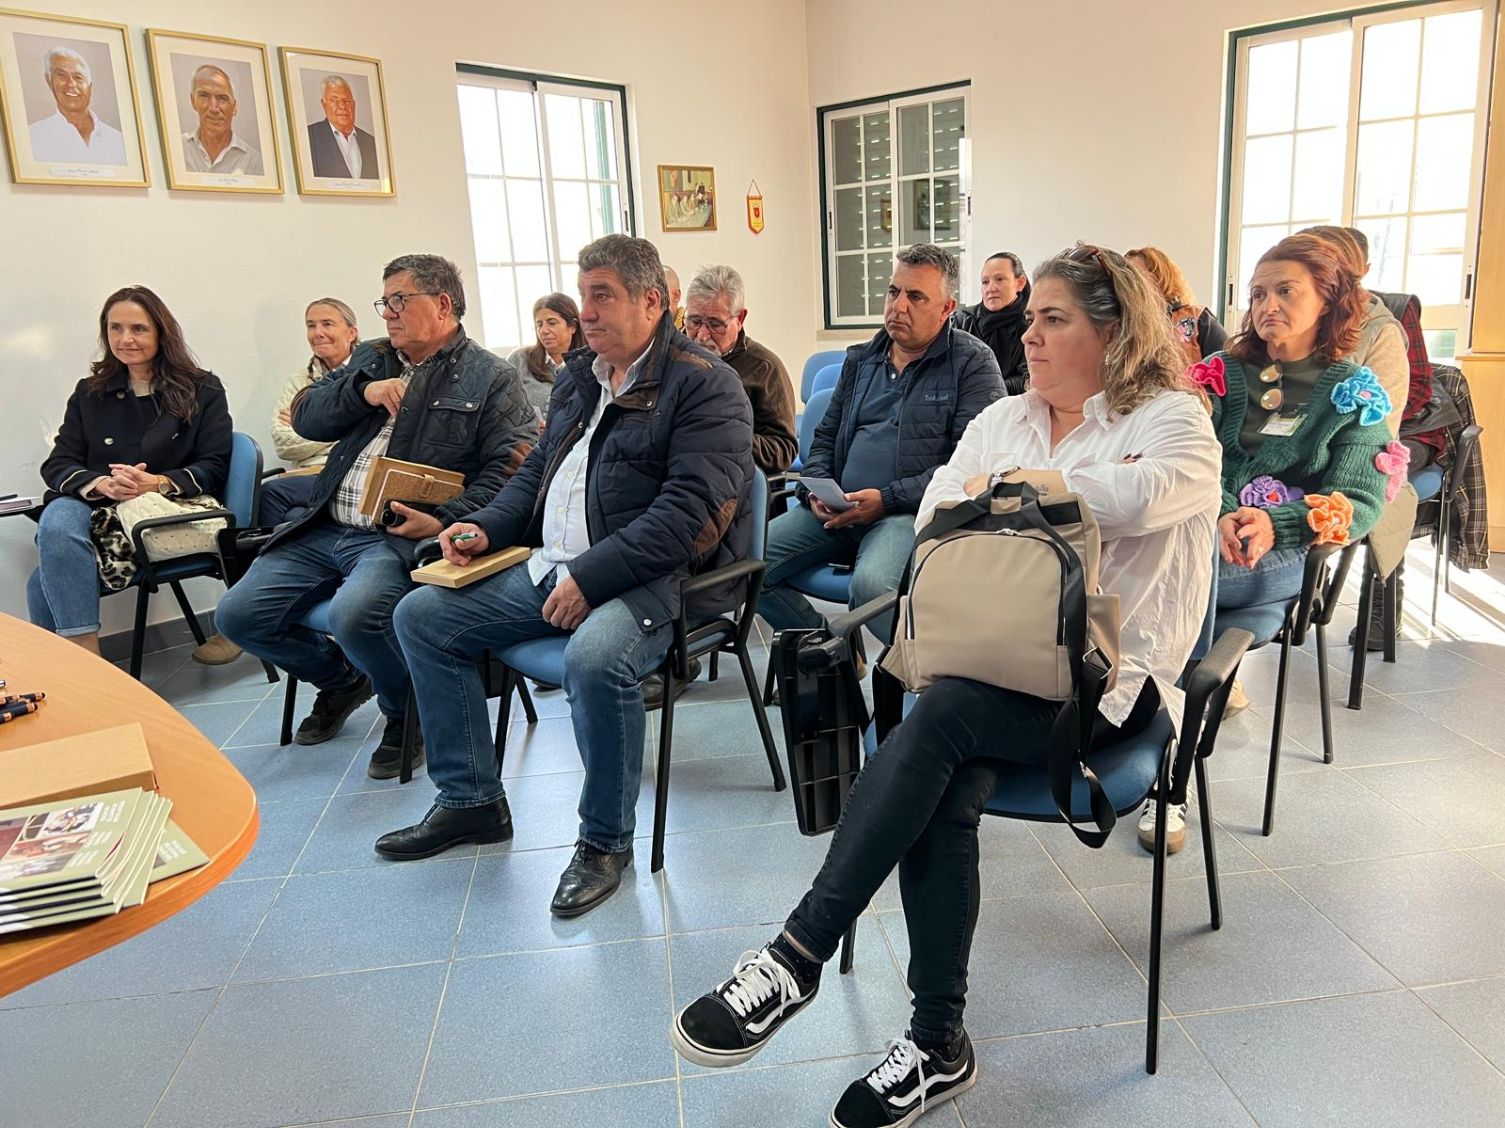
821, 579, 1253, 1074
800, 350, 847, 400
119, 431, 277, 683
809, 363, 842, 398
490, 471, 785, 872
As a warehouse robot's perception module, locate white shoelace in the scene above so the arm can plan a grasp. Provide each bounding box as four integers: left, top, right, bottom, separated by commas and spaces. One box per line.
720, 948, 801, 1019
867, 1036, 927, 1108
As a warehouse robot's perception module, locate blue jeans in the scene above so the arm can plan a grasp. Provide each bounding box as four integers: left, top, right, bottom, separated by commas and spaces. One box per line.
258, 473, 318, 526
215, 521, 413, 717
759, 505, 915, 644
26, 497, 101, 637
393, 561, 672, 853
1217, 547, 1307, 610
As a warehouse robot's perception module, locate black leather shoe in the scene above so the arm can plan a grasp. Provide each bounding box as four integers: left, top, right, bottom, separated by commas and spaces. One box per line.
294, 673, 373, 745
368, 715, 426, 780
643, 656, 702, 711
374, 798, 513, 861
550, 840, 633, 917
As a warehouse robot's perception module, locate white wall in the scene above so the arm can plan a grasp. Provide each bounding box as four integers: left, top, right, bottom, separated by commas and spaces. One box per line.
0, 0, 817, 630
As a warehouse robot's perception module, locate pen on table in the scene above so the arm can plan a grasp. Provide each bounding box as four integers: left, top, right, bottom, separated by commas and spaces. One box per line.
0, 701, 39, 722
2, 692, 45, 705
449, 532, 480, 545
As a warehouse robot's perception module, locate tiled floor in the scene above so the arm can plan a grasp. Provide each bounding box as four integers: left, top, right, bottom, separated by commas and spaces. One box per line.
4, 545, 1505, 1127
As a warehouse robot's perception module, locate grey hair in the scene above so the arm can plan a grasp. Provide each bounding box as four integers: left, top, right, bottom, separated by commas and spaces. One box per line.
895, 243, 961, 299
320, 75, 354, 98
43, 46, 90, 84
305, 296, 359, 330
383, 254, 466, 320
577, 235, 667, 306
191, 63, 234, 94
985, 250, 1026, 278
686, 264, 746, 314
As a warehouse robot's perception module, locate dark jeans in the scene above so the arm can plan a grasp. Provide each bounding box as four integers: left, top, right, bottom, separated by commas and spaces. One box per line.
259, 473, 318, 526
784, 677, 1156, 1045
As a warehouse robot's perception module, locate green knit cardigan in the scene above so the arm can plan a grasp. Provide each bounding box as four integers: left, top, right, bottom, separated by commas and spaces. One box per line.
1209, 353, 1392, 550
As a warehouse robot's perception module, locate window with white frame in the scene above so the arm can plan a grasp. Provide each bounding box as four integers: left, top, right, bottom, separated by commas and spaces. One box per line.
1224, 1, 1493, 360
455, 68, 632, 350
820, 86, 970, 327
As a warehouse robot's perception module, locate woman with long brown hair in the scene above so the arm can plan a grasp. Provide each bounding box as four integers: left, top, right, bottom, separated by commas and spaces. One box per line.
506, 292, 584, 426
28, 286, 231, 654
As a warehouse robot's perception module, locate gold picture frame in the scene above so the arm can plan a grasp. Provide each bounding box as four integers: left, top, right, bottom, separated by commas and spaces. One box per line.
658, 163, 716, 231
145, 27, 282, 193
0, 7, 150, 187
279, 45, 394, 197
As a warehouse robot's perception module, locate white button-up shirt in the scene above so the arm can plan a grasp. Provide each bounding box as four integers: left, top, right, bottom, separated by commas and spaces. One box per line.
326, 121, 363, 178
527, 348, 651, 586
917, 388, 1222, 727
181, 130, 264, 175
29, 110, 126, 165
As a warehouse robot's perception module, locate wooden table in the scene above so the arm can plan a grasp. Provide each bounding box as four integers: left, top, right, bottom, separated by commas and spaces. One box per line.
0, 613, 258, 995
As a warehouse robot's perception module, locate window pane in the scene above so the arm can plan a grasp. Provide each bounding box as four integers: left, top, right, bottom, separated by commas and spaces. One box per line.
932, 98, 964, 172
835, 186, 863, 252
497, 89, 540, 177
1241, 134, 1293, 224
832, 115, 862, 184
898, 104, 929, 176
900, 178, 930, 244
514, 264, 553, 340
582, 99, 618, 180
457, 86, 502, 175
867, 252, 891, 316
933, 175, 961, 242
1360, 19, 1420, 120
863, 111, 891, 181
1423, 328, 1456, 362
1238, 224, 1289, 298
1408, 250, 1463, 306
1291, 128, 1343, 222
836, 254, 866, 319
1296, 30, 1352, 129
1354, 120, 1414, 214
506, 179, 550, 262
1410, 211, 1466, 257
865, 185, 892, 249
1420, 10, 1482, 115
552, 180, 591, 263
1413, 113, 1474, 212
1245, 40, 1298, 134
467, 178, 510, 262
589, 182, 621, 239
544, 94, 585, 179
478, 265, 519, 348
1355, 216, 1407, 290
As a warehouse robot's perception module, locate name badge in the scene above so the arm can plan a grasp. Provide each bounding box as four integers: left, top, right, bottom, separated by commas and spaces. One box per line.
1260, 411, 1304, 437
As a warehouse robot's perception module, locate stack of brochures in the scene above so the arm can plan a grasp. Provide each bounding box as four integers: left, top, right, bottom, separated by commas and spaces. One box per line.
0, 789, 207, 935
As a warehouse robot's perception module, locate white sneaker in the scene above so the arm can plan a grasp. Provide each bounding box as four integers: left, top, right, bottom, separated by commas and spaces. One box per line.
1137, 801, 1187, 855
1223, 679, 1250, 718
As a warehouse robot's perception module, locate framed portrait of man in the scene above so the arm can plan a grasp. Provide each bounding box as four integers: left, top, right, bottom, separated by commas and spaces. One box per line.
280, 46, 394, 197
0, 8, 149, 186
145, 28, 282, 193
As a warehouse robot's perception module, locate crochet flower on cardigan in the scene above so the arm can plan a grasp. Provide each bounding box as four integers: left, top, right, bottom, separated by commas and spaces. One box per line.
1330, 366, 1391, 427
1187, 356, 1226, 397
1239, 475, 1305, 509
1305, 492, 1355, 545
1374, 441, 1411, 503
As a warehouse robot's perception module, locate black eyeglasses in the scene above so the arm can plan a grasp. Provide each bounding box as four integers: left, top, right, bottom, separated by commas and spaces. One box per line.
685, 314, 736, 334
374, 292, 439, 315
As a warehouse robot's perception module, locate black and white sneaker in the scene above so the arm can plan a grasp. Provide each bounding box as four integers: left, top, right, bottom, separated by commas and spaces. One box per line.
830, 1031, 977, 1127
670, 944, 819, 1067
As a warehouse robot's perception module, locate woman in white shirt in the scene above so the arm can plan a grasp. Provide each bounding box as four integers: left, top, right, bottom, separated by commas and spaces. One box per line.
670, 245, 1222, 1128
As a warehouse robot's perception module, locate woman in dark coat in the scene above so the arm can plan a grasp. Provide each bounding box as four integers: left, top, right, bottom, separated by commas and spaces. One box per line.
952, 250, 1031, 394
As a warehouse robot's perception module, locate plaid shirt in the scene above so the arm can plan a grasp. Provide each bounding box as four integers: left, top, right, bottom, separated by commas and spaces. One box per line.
1396, 302, 1448, 458
328, 366, 414, 528
1432, 363, 1490, 570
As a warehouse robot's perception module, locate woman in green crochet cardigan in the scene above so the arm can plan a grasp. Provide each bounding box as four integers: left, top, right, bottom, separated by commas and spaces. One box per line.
1188, 233, 1394, 614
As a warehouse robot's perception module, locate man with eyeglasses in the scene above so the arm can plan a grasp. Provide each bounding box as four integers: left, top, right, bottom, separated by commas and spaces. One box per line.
216, 253, 535, 779
684, 265, 797, 476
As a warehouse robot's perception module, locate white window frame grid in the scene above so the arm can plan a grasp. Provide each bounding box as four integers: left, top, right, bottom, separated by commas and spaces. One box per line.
820, 85, 971, 329
1222, 0, 1495, 352
455, 69, 633, 349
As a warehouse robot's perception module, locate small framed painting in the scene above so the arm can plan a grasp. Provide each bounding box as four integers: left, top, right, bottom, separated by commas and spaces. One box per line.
145, 27, 282, 193
0, 7, 150, 186
280, 45, 394, 197
658, 163, 716, 231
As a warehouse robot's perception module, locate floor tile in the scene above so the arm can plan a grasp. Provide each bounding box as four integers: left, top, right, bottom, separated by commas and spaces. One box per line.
1439, 636, 1505, 676
484, 769, 590, 853
0, 989, 216, 1128
659, 822, 833, 933
1416, 976, 1505, 1071
639, 751, 795, 838
959, 1022, 1255, 1127
1214, 767, 1449, 866
1, 878, 280, 1009
234, 859, 473, 981
224, 740, 364, 806
1344, 753, 1505, 848
177, 698, 265, 747
496, 715, 586, 778
1029, 804, 1262, 892
1085, 870, 1398, 1013
1199, 703, 1326, 785
878, 891, 1150, 1039
151, 964, 447, 1128
456, 846, 665, 957
1184, 991, 1505, 1128
224, 690, 381, 751
669, 923, 910, 1075
1389, 686, 1505, 753
660, 689, 782, 762
230, 797, 328, 880
296, 785, 471, 874
1335, 638, 1499, 697
1468, 845, 1505, 878
680, 1055, 887, 1128
154, 657, 280, 708
874, 817, 1073, 910
414, 1082, 679, 1127
1274, 684, 1455, 769
421, 939, 675, 1104
1279, 852, 1505, 986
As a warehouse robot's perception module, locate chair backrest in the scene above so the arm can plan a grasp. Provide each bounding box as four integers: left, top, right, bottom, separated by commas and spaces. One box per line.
747, 470, 770, 561
225, 432, 265, 526
810, 363, 842, 397
1188, 560, 1218, 664
799, 387, 835, 463
801, 350, 846, 400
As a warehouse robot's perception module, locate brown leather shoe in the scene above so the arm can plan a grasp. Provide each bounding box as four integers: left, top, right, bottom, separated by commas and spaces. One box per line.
192, 633, 243, 665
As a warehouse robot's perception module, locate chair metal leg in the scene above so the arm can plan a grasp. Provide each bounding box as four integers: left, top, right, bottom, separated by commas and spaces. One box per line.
260, 659, 279, 684
762, 650, 777, 706
1315, 625, 1335, 765
1194, 756, 1222, 931
1432, 520, 1446, 626
1146, 757, 1170, 1075
279, 676, 298, 746
515, 676, 538, 725
839, 921, 856, 974
708, 651, 719, 682
735, 643, 786, 791
1348, 564, 1375, 710
494, 668, 515, 776
1382, 572, 1399, 664
129, 583, 151, 679
169, 581, 209, 646
398, 689, 419, 784
652, 662, 677, 873
1262, 631, 1294, 836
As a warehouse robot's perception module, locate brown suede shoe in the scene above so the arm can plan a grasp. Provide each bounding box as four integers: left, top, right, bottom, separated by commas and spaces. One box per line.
192, 633, 243, 665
